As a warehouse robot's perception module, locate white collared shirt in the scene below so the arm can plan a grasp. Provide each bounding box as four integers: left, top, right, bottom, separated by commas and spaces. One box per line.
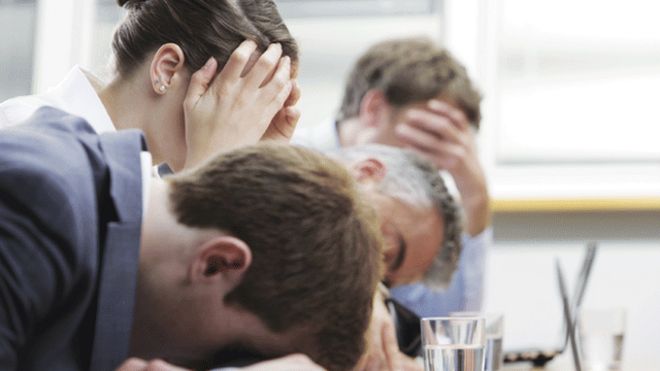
0, 66, 115, 133
0, 65, 152, 215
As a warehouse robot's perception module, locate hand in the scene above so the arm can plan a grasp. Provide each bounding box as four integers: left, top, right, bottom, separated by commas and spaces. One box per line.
395, 99, 491, 235
116, 358, 189, 371
356, 292, 402, 371
182, 40, 294, 169
241, 354, 325, 371
261, 79, 301, 142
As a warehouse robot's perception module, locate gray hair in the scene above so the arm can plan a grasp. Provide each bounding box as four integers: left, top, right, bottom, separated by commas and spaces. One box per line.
332, 144, 463, 290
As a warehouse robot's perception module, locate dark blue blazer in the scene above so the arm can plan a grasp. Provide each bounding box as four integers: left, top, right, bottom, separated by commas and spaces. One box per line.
0, 107, 145, 371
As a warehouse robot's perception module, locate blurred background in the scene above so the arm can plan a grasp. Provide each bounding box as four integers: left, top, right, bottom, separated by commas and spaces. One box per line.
1, 0, 659, 367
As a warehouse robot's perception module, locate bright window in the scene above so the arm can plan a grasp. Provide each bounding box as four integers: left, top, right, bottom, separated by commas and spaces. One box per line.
496, 0, 660, 164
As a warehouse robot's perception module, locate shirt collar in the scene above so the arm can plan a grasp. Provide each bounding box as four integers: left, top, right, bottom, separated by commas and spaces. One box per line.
41, 65, 116, 134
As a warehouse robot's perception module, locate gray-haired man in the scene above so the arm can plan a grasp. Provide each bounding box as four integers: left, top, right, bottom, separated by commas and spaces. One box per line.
330, 145, 468, 370
334, 145, 463, 293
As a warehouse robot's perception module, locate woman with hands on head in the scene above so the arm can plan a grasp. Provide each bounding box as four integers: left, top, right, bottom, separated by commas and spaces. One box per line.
0, 0, 301, 171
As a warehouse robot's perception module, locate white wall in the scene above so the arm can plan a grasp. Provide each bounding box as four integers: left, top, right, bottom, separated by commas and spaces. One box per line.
0, 2, 36, 101
285, 14, 443, 128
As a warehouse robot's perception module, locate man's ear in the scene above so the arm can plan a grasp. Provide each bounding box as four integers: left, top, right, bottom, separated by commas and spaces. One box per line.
352, 158, 387, 183
359, 90, 390, 128
189, 236, 252, 289
149, 43, 186, 95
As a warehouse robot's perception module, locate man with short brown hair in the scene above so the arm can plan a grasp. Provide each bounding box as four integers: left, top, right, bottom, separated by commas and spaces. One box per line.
336, 38, 481, 130
0, 108, 382, 371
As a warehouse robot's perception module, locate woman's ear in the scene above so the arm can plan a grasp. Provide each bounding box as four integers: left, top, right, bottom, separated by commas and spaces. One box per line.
149, 43, 186, 95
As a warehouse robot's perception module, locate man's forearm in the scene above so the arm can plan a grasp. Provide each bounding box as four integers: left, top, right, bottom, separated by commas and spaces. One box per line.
461, 188, 491, 236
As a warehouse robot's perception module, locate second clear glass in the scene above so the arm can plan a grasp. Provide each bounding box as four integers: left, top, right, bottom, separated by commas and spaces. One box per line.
449, 312, 504, 371
421, 317, 486, 371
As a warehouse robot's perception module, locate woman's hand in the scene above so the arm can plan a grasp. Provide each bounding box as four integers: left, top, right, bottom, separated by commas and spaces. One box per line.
261, 80, 301, 143
182, 40, 294, 169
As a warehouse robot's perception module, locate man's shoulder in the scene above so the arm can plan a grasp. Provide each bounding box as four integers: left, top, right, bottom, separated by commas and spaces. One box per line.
0, 107, 101, 175
0, 109, 95, 193
0, 108, 114, 251
0, 108, 121, 219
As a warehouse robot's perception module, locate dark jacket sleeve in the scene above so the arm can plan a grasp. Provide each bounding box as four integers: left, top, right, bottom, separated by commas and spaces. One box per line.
0, 161, 85, 369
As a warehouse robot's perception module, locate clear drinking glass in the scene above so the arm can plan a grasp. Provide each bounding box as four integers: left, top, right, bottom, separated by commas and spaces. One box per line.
578, 308, 626, 371
421, 317, 486, 371
450, 312, 504, 371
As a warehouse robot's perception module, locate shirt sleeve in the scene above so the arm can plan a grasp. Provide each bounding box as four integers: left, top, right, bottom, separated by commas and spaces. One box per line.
390, 228, 493, 317
0, 165, 81, 369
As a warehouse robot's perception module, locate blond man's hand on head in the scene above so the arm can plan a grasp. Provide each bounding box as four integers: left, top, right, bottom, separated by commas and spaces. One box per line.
395, 99, 490, 236
182, 40, 294, 169
242, 354, 325, 371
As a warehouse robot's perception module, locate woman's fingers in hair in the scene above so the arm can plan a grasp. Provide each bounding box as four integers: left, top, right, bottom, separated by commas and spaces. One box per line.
286, 80, 302, 107
182, 57, 218, 112
272, 77, 294, 108
262, 56, 292, 104
261, 105, 300, 142
286, 106, 301, 127
244, 43, 283, 90
180, 40, 292, 168
260, 80, 299, 143
256, 56, 293, 135
216, 39, 258, 84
